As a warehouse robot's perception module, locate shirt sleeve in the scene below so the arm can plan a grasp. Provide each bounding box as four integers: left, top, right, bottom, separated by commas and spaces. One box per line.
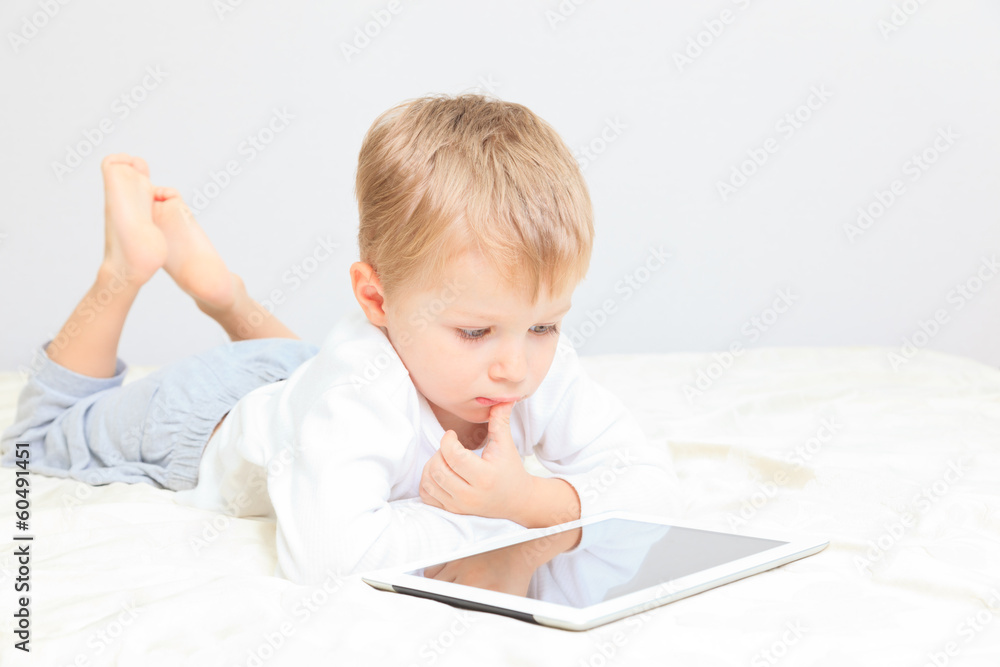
265, 381, 528, 585
530, 351, 683, 554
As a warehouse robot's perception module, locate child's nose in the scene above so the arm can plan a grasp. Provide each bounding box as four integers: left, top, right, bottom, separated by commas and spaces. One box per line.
489, 340, 527, 384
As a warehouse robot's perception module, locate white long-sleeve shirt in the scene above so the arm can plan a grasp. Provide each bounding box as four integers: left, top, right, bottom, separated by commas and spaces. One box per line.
173, 309, 680, 585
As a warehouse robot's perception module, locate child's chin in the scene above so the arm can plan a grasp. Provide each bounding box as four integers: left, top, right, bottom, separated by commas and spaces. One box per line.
466, 403, 492, 422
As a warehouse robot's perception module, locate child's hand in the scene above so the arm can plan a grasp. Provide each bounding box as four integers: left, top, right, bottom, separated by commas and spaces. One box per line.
419, 402, 533, 523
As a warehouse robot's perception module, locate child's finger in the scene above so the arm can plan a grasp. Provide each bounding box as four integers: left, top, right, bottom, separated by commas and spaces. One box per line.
485, 402, 516, 454
439, 429, 482, 485
419, 488, 444, 509
488, 401, 513, 431
421, 455, 455, 505
419, 478, 444, 508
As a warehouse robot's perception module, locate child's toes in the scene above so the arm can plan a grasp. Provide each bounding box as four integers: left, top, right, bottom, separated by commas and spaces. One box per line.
129, 156, 150, 176
153, 186, 181, 202
100, 153, 150, 176
100, 153, 133, 171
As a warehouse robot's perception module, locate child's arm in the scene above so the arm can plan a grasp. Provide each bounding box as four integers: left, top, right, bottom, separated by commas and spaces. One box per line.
527, 347, 683, 535
534, 376, 680, 524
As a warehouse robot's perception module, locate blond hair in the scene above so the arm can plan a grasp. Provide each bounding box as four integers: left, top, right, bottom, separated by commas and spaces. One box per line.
355, 93, 593, 304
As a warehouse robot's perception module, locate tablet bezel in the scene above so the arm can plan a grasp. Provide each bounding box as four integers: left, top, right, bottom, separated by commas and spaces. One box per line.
361, 510, 829, 631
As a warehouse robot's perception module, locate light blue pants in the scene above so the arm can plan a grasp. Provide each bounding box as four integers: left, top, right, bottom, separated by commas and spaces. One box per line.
0, 338, 318, 490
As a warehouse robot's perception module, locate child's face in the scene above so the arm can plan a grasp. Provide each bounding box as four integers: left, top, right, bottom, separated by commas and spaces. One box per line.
381, 251, 573, 438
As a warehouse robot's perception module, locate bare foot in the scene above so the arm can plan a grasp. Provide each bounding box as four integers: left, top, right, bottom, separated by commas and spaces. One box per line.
151, 188, 236, 314
100, 154, 167, 285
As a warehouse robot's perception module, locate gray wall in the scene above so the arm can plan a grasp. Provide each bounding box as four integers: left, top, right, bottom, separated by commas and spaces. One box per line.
2, 0, 998, 374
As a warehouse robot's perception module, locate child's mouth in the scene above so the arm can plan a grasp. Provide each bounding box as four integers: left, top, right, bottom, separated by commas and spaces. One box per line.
475, 397, 518, 406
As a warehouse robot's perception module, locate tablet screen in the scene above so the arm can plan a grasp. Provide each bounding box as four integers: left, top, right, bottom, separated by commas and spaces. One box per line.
407, 518, 788, 609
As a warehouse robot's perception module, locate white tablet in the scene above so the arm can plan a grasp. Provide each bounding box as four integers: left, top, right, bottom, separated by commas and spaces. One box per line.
362, 510, 828, 631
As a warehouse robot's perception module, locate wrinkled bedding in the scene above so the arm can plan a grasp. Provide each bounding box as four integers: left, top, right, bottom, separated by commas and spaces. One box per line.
1, 346, 998, 666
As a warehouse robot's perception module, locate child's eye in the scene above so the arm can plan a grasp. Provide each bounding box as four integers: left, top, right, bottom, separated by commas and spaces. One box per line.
456, 328, 489, 341
530, 324, 560, 336
455, 325, 560, 342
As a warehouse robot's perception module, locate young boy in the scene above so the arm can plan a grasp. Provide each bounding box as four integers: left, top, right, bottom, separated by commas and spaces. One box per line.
0, 94, 679, 585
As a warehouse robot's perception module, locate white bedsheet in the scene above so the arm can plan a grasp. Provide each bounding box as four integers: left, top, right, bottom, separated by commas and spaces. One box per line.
1, 346, 998, 666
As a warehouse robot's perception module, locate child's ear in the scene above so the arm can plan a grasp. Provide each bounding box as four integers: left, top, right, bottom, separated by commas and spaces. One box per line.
350, 261, 388, 326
